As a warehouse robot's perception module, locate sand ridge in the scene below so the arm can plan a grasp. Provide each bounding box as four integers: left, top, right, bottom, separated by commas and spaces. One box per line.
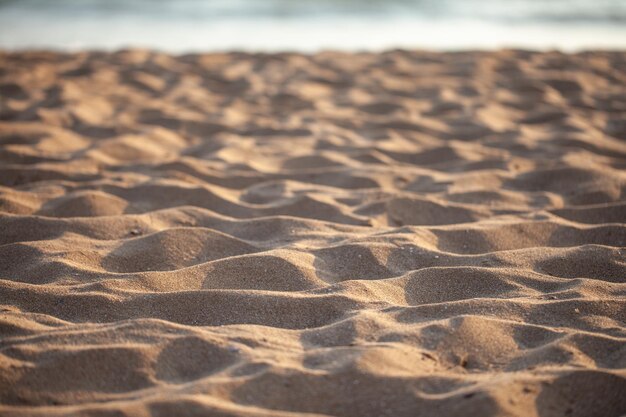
0, 49, 625, 416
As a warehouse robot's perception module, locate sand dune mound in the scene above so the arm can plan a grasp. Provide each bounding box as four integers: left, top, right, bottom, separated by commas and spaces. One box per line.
0, 50, 625, 417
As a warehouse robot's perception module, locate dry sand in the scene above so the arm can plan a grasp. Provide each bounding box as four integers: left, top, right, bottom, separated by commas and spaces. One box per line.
0, 49, 625, 417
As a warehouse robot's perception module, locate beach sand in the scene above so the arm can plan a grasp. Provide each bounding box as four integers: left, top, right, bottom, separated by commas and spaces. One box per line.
0, 49, 625, 417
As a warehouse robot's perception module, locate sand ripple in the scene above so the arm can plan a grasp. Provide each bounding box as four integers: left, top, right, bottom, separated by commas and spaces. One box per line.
0, 49, 625, 416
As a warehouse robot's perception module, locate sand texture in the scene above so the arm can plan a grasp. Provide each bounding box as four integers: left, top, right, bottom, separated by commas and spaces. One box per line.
0, 49, 625, 416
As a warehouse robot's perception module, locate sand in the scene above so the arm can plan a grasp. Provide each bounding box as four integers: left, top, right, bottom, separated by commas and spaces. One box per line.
0, 49, 625, 417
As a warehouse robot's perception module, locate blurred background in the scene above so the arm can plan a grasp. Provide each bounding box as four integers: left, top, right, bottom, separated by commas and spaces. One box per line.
0, 0, 624, 52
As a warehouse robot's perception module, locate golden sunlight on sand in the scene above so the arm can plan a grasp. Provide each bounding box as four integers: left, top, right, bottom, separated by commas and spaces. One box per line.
0, 49, 625, 416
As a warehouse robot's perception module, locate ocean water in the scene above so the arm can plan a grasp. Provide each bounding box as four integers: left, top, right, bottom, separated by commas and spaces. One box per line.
0, 0, 624, 51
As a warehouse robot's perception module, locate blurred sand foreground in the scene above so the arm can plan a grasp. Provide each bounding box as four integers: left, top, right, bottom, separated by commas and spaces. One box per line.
0, 50, 625, 417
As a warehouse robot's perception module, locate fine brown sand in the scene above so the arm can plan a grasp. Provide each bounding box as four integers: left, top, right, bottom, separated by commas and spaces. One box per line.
0, 49, 625, 417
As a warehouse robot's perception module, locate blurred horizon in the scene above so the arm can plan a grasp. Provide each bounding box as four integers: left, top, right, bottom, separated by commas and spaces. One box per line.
1, 0, 625, 52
